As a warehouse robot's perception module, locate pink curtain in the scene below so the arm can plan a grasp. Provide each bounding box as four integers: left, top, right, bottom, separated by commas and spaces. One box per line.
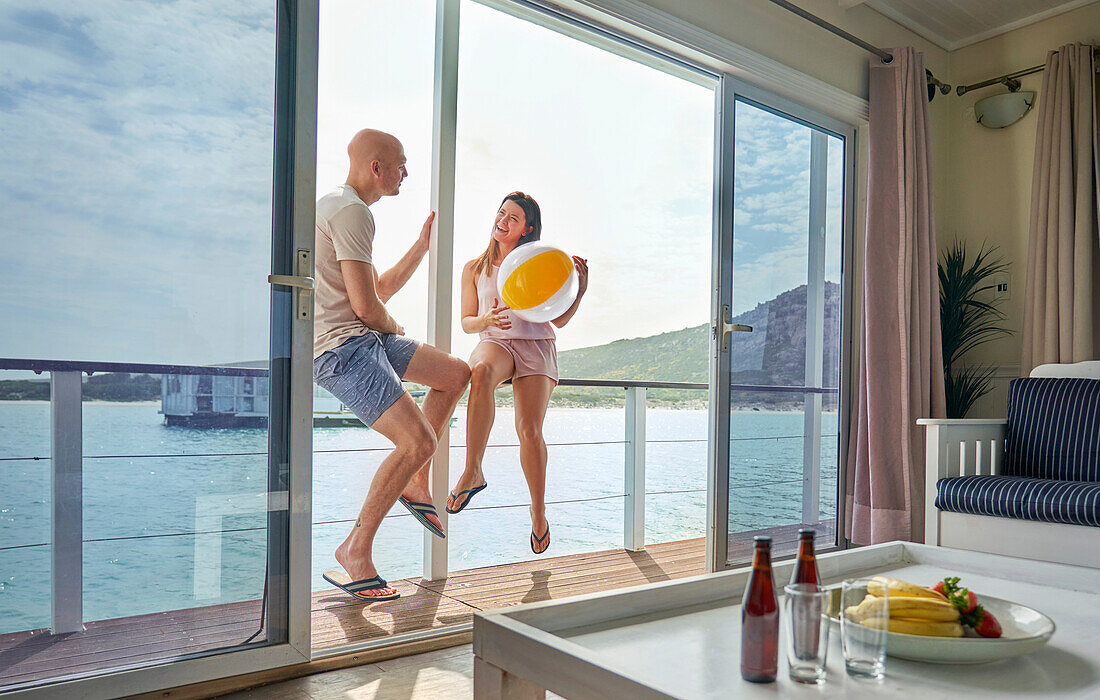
1020, 43, 1099, 374
846, 48, 946, 545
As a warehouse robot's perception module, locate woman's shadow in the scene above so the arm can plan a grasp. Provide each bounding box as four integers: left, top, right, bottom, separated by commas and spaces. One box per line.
521, 570, 552, 604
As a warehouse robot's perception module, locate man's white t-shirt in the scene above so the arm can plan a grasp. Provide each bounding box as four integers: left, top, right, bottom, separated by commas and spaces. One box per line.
314, 185, 376, 358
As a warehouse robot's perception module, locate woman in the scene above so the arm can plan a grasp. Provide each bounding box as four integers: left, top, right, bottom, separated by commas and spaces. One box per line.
445, 191, 588, 554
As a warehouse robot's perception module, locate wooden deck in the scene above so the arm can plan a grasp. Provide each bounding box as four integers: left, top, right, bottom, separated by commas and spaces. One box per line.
0, 521, 834, 690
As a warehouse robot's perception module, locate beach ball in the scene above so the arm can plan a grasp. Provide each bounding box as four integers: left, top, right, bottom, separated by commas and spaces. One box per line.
497, 242, 578, 323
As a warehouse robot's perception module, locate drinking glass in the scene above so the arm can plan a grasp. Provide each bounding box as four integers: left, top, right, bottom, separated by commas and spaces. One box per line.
840, 578, 887, 680
782, 584, 829, 684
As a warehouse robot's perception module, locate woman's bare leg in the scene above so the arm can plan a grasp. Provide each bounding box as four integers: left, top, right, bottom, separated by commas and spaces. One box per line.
447, 341, 513, 512
512, 374, 556, 553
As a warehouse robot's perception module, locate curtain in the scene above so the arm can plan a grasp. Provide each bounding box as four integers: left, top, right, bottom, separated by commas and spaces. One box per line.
1021, 43, 1100, 375
845, 48, 946, 545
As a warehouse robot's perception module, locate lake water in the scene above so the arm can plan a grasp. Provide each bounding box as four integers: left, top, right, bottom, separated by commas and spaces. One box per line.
0, 402, 836, 634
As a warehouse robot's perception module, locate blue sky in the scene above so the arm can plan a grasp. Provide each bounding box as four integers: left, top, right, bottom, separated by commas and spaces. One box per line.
1, 0, 843, 371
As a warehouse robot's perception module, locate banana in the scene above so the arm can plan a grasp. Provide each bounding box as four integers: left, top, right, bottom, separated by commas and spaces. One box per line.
844, 595, 886, 622
886, 596, 960, 621
862, 616, 964, 637
867, 576, 949, 603
846, 593, 959, 622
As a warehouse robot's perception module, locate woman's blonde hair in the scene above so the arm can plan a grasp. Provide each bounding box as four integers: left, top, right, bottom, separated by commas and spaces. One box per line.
471, 191, 542, 278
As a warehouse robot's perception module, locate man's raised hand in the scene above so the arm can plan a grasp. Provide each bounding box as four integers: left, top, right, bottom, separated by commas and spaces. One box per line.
417, 212, 436, 251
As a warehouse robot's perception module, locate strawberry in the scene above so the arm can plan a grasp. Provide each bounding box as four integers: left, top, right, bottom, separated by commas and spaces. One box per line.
935, 577, 978, 614
972, 610, 1002, 638
958, 590, 978, 614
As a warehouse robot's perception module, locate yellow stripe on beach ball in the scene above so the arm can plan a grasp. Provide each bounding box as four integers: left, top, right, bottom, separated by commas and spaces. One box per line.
500, 249, 574, 311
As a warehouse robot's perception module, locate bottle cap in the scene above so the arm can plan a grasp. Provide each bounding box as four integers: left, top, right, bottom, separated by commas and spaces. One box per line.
798, 528, 816, 538
753, 535, 772, 545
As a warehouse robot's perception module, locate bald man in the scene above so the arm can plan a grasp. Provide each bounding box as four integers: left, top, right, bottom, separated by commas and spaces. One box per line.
313, 129, 470, 601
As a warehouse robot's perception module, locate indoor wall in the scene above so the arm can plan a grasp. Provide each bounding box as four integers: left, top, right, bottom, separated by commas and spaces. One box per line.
942, 3, 1100, 416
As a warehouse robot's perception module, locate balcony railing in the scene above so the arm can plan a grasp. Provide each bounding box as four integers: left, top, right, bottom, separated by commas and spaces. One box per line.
0, 357, 837, 635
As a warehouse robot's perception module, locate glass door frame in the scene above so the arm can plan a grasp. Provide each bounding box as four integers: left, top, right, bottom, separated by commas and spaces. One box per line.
13, 1, 319, 697
705, 73, 857, 572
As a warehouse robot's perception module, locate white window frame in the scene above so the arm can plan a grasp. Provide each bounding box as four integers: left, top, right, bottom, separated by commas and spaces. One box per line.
706, 76, 857, 572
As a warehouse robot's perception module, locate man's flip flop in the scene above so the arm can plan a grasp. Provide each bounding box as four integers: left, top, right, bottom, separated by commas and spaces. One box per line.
531, 525, 551, 555
398, 497, 446, 538
322, 569, 401, 601
445, 483, 487, 514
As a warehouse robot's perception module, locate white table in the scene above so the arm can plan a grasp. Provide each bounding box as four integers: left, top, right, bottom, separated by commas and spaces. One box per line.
472, 542, 1100, 699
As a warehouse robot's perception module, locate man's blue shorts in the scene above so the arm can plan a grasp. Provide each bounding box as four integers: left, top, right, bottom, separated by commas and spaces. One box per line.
313, 332, 420, 427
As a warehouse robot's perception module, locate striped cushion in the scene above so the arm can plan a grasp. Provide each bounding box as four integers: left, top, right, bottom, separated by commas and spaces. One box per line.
1004, 377, 1100, 481
936, 475, 1100, 527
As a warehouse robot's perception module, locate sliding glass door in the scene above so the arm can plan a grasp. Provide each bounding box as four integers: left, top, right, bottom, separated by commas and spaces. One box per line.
709, 79, 854, 570
0, 0, 316, 694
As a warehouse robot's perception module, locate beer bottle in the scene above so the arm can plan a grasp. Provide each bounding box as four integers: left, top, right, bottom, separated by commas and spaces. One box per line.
789, 528, 819, 586
741, 536, 778, 683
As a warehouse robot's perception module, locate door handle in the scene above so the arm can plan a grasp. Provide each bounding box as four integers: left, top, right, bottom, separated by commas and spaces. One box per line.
267, 274, 315, 290
269, 249, 314, 320
717, 304, 752, 352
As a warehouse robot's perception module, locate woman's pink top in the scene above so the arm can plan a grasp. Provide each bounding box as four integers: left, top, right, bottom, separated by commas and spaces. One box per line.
476, 265, 555, 341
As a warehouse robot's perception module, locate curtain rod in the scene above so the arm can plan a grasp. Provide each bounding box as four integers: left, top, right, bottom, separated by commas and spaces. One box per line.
957, 46, 1100, 95
761, 0, 952, 96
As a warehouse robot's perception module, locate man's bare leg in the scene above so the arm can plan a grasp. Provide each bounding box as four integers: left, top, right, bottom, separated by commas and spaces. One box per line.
334, 393, 438, 586
401, 344, 472, 524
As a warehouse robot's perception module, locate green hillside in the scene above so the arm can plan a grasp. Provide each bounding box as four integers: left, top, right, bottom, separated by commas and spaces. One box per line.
0, 373, 160, 402
558, 324, 709, 383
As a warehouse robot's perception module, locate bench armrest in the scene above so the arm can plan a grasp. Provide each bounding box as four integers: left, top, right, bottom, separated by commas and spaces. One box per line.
916, 418, 1007, 427
920, 418, 1007, 546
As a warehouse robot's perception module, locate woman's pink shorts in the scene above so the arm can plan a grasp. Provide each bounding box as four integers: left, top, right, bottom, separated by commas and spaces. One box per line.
480, 338, 559, 383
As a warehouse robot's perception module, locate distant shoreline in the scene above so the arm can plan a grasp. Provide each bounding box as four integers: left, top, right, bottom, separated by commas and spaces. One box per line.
0, 400, 161, 406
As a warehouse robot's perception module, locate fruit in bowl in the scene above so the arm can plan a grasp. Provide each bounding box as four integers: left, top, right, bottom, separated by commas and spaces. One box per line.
844, 576, 1002, 638
830, 575, 1054, 663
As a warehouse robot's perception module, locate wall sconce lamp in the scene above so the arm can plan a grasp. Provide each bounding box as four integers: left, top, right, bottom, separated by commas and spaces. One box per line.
974, 79, 1035, 128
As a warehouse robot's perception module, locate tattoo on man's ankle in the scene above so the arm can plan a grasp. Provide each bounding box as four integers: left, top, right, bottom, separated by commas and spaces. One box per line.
355, 517, 361, 528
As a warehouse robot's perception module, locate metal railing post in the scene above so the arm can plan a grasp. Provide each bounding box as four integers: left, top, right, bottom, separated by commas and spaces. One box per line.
51, 370, 84, 633
624, 386, 646, 551
802, 131, 828, 527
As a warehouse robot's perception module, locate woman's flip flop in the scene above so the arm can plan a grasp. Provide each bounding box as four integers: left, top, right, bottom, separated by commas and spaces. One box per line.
531, 524, 551, 555
398, 497, 446, 538
322, 569, 400, 601
445, 483, 487, 514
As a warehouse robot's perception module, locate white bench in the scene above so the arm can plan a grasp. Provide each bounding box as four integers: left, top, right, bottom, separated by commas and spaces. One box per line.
918, 361, 1100, 569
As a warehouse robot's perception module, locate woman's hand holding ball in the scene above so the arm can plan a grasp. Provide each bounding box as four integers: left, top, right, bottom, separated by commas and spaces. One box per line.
573, 256, 589, 297
482, 298, 512, 331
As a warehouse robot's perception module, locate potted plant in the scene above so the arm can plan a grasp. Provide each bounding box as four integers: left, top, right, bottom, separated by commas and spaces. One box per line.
938, 239, 1012, 418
